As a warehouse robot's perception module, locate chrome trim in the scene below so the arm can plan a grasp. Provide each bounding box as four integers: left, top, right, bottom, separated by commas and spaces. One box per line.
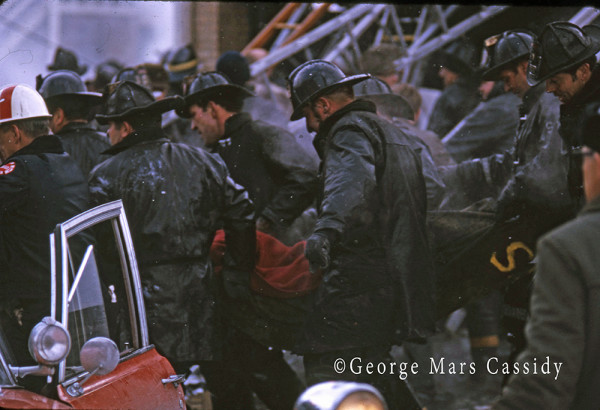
50, 233, 56, 319
111, 219, 140, 349
118, 210, 149, 346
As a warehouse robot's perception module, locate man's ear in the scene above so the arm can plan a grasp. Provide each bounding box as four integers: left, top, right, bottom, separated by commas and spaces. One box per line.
207, 101, 219, 118
518, 59, 529, 74
53, 107, 65, 124
121, 120, 135, 135
577, 62, 592, 81
314, 96, 331, 114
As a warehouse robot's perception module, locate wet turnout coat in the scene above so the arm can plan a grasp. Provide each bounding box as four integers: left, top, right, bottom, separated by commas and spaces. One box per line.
295, 100, 436, 354
443, 89, 521, 162
559, 66, 600, 206
215, 112, 318, 227
0, 135, 89, 303
88, 128, 256, 362
55, 121, 110, 176
427, 76, 481, 137
440, 84, 575, 234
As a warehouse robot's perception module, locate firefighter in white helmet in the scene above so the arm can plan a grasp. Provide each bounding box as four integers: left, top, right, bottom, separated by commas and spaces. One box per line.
0, 84, 89, 374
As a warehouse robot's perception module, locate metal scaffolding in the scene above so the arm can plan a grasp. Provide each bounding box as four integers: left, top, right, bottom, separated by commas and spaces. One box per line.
248, 4, 600, 87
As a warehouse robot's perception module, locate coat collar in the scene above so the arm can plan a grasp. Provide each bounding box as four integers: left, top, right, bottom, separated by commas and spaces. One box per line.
223, 112, 252, 138
102, 126, 166, 156
58, 121, 96, 134
580, 194, 600, 215
9, 134, 64, 160
312, 99, 376, 158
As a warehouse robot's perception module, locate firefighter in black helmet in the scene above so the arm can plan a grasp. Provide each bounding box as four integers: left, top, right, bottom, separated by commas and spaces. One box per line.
288, 59, 434, 409
427, 38, 481, 137
530, 22, 600, 206
36, 69, 110, 176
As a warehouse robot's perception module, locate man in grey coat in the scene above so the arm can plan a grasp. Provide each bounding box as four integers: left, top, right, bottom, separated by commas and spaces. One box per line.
492, 101, 600, 410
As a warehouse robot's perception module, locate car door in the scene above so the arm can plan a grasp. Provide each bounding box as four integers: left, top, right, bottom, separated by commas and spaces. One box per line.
48, 200, 185, 409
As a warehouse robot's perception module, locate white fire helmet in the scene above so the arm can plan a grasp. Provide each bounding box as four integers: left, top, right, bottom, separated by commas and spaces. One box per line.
0, 84, 51, 124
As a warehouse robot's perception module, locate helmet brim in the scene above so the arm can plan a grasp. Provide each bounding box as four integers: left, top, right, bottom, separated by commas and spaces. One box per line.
96, 96, 183, 124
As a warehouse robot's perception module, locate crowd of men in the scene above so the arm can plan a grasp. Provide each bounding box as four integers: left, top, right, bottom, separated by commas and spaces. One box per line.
1, 17, 600, 410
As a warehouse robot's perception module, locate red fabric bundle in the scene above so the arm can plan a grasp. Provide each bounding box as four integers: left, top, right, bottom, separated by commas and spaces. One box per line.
210, 229, 321, 299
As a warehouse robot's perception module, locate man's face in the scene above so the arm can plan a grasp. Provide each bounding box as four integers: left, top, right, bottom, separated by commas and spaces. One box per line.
546, 71, 587, 104
499, 64, 529, 99
582, 146, 600, 202
107, 121, 129, 146
189, 104, 221, 147
302, 101, 329, 134
438, 67, 459, 88
0, 124, 20, 162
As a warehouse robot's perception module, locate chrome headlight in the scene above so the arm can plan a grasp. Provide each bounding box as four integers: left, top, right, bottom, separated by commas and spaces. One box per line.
28, 317, 71, 365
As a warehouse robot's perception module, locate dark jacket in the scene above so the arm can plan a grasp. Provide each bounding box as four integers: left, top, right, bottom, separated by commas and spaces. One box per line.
0, 135, 89, 302
390, 118, 447, 209
427, 76, 481, 137
55, 121, 110, 176
89, 127, 256, 362
493, 195, 600, 410
215, 112, 318, 227
558, 65, 600, 205
440, 83, 575, 234
295, 100, 435, 353
443, 90, 521, 162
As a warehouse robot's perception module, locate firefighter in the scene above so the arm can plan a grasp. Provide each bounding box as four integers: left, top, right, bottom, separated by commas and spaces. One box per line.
36, 69, 110, 176
427, 38, 481, 137
162, 44, 203, 147
529, 21, 600, 209
288, 60, 434, 409
0, 84, 89, 366
493, 100, 600, 410
178, 71, 319, 245
88, 81, 273, 408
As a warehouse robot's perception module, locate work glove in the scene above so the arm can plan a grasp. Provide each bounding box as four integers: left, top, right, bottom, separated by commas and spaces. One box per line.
305, 231, 332, 274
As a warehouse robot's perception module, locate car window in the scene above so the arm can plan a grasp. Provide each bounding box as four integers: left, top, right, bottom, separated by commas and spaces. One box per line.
57, 215, 137, 382
64, 244, 111, 373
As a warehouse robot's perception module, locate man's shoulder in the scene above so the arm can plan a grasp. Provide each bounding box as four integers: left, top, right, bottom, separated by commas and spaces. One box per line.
540, 210, 600, 250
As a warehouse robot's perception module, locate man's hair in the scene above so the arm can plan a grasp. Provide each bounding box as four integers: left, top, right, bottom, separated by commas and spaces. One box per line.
498, 56, 529, 75
47, 96, 93, 121
193, 90, 245, 113
312, 85, 354, 107
392, 83, 421, 119
118, 114, 162, 131
0, 118, 51, 138
565, 56, 597, 80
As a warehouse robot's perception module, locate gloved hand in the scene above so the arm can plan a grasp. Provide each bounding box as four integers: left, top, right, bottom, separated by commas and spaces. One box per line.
305, 232, 332, 274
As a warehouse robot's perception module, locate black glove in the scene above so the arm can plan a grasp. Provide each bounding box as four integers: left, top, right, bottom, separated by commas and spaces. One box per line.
305, 232, 333, 274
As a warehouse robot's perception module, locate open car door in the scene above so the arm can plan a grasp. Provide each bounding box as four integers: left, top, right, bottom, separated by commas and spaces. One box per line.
50, 200, 185, 409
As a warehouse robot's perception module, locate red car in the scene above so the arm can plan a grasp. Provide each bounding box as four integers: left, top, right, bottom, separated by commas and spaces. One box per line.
0, 200, 186, 409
